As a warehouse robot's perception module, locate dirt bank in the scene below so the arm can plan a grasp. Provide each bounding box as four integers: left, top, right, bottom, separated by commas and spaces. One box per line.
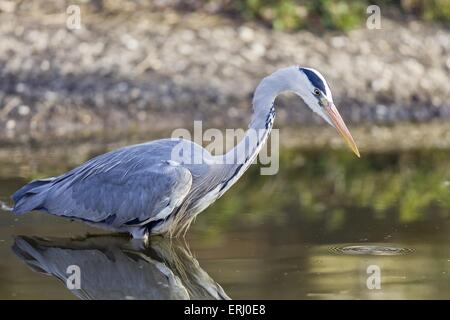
0, 1, 449, 145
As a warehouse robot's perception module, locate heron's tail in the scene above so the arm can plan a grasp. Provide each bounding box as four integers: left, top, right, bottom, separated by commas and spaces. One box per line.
12, 178, 55, 215
0, 200, 13, 211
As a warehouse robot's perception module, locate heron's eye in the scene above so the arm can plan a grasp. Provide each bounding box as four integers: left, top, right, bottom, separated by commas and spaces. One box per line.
313, 88, 321, 96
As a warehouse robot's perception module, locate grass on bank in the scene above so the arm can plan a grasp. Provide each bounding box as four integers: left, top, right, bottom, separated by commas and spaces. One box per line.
234, 0, 450, 31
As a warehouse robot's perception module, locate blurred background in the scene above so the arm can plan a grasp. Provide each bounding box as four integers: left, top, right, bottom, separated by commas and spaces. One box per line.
0, 0, 449, 144
0, 0, 449, 299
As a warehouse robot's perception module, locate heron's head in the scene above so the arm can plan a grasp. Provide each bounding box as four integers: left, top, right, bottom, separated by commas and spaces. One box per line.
296, 67, 360, 157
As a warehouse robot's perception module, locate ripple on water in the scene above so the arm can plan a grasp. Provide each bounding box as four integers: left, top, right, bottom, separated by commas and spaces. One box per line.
329, 244, 415, 256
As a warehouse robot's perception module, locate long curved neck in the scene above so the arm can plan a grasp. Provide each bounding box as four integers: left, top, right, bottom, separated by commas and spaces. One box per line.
185, 67, 303, 213
221, 67, 301, 165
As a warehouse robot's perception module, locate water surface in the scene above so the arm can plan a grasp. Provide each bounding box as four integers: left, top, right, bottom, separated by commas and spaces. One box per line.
0, 148, 449, 299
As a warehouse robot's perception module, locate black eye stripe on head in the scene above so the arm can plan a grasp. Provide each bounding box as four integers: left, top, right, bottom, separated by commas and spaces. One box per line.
299, 68, 326, 94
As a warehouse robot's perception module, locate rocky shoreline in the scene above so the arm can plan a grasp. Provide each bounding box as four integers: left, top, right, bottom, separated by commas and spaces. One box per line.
0, 2, 449, 145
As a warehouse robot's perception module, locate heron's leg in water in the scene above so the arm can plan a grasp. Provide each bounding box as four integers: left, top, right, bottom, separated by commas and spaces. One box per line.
130, 226, 148, 239
143, 233, 149, 246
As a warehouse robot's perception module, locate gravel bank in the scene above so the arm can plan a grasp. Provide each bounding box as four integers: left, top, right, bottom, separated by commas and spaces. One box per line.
0, 1, 449, 144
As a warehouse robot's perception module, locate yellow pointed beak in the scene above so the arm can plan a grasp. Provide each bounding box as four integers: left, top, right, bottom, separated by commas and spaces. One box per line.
324, 103, 360, 158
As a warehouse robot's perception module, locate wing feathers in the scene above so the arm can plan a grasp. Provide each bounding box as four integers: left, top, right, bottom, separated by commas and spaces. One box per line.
13, 142, 193, 228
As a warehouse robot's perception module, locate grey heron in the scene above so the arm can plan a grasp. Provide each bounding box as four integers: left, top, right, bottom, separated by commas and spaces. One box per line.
11, 66, 360, 239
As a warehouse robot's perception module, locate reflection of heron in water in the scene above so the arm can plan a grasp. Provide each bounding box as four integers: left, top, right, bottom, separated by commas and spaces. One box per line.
11, 66, 359, 239
12, 235, 229, 300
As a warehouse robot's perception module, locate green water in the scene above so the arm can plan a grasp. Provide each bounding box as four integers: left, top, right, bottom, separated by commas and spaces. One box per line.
0, 148, 449, 299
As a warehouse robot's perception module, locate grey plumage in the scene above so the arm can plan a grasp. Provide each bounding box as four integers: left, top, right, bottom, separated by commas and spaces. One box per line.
11, 66, 353, 237
12, 235, 230, 300
13, 139, 199, 237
